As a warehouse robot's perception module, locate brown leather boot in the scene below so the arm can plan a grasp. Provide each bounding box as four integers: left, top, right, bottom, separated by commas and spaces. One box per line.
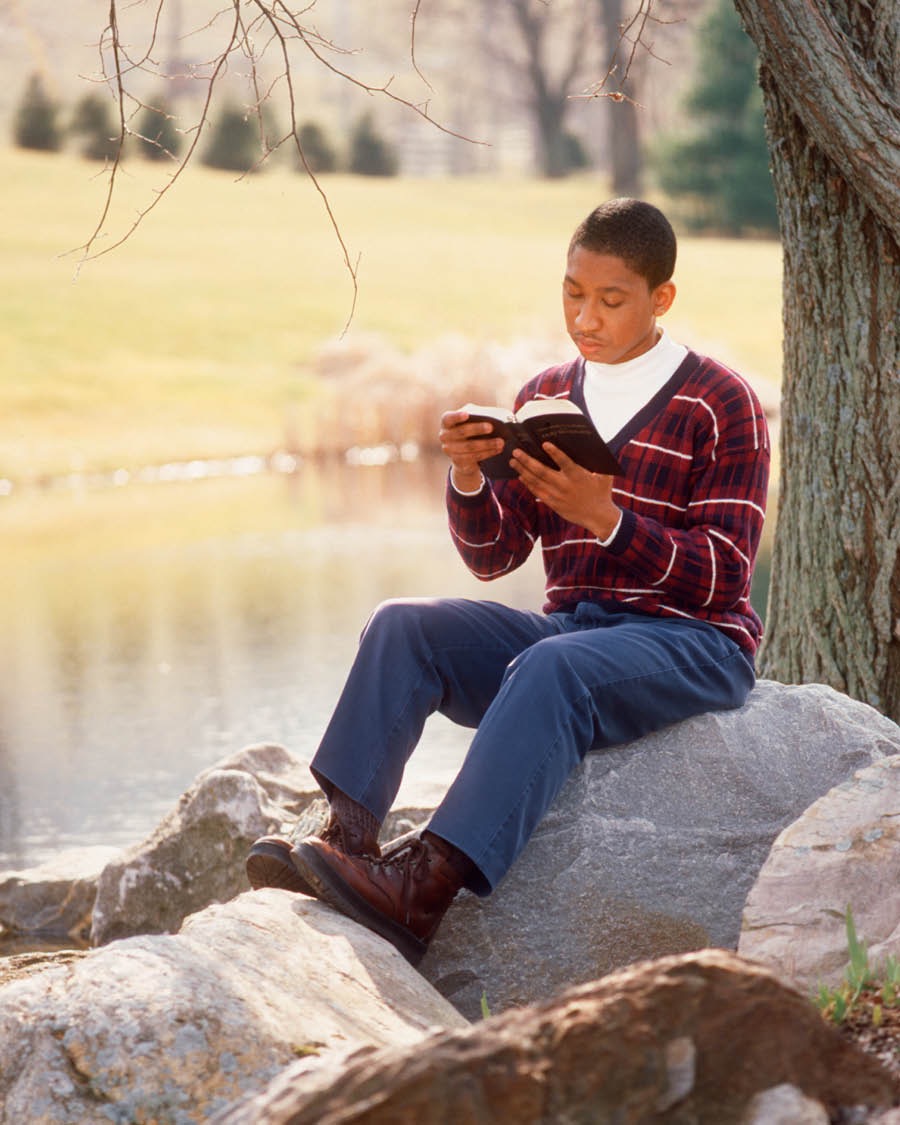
246, 790, 381, 894
290, 831, 467, 964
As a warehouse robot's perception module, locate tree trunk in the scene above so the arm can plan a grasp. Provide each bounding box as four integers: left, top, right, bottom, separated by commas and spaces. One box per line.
535, 94, 574, 178
733, 0, 900, 719
506, 0, 589, 178
597, 0, 643, 195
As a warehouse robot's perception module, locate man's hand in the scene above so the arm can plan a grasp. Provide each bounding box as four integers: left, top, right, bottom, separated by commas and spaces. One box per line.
511, 443, 620, 540
440, 409, 504, 492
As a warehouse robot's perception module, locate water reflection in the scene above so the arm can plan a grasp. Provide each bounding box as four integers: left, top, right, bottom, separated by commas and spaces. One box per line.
0, 458, 543, 871
0, 458, 769, 873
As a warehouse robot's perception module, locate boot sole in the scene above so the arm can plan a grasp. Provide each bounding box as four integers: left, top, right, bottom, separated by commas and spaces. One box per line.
246, 840, 314, 895
291, 842, 427, 966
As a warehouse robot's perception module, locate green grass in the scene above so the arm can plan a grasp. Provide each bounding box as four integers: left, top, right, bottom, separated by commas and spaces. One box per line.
0, 147, 782, 481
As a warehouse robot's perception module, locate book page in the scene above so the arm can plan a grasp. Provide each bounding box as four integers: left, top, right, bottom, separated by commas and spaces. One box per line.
514, 398, 582, 421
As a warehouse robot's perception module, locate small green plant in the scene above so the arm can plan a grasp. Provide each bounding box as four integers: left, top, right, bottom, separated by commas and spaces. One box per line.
815, 906, 898, 1025
480, 990, 492, 1020
292, 1040, 325, 1057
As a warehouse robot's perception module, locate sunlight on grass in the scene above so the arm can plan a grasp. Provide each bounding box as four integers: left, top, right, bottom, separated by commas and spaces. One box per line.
0, 148, 782, 480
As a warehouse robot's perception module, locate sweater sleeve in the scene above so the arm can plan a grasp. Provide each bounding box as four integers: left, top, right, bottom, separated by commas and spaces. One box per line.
446, 473, 540, 580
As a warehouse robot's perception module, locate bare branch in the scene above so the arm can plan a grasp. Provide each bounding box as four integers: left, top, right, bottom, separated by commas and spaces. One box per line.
76, 0, 486, 320
409, 0, 435, 93
71, 1, 241, 266
577, 0, 677, 103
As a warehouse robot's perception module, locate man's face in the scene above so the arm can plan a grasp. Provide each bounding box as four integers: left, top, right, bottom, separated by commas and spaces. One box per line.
563, 246, 675, 365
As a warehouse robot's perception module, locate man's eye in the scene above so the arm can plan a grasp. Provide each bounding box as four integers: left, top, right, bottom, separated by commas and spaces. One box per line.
603, 300, 623, 309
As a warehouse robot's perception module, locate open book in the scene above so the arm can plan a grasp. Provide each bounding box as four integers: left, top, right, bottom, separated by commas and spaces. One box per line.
463, 399, 623, 479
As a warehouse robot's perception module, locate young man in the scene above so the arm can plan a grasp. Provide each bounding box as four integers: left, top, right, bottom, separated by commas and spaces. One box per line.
246, 198, 770, 965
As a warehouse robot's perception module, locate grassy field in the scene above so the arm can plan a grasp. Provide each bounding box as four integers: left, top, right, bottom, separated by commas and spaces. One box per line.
0, 147, 782, 482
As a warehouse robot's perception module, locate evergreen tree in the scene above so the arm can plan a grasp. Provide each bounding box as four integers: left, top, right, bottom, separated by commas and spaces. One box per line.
348, 114, 398, 177
135, 98, 182, 161
201, 104, 261, 172
13, 73, 62, 152
70, 92, 120, 162
653, 0, 778, 235
295, 121, 338, 173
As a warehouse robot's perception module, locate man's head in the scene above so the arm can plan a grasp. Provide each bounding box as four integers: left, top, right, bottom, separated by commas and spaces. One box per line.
563, 198, 678, 365
568, 198, 676, 290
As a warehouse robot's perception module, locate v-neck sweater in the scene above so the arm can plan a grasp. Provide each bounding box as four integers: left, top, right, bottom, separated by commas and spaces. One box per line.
446, 350, 770, 656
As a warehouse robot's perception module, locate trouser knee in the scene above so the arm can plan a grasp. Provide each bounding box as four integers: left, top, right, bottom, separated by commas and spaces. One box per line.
361, 598, 428, 650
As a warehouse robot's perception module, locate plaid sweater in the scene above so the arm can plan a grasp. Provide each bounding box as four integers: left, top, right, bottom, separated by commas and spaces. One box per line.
447, 351, 770, 657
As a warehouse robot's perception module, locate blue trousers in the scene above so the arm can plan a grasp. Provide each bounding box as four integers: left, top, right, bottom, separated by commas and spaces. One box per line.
310, 597, 755, 895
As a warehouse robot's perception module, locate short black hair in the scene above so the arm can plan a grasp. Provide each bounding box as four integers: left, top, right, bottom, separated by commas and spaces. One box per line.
568, 198, 676, 290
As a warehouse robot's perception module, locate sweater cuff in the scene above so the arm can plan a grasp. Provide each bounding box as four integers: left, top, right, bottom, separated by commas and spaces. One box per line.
601, 507, 637, 555
446, 468, 490, 505
597, 510, 623, 547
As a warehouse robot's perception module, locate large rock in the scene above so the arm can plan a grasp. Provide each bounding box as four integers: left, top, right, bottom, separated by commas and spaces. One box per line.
739, 754, 900, 990
90, 742, 316, 945
0, 845, 119, 943
214, 948, 899, 1125
420, 680, 900, 1019
0, 889, 468, 1124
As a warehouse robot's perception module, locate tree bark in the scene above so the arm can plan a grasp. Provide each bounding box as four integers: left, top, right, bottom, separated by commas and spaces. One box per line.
733, 0, 900, 719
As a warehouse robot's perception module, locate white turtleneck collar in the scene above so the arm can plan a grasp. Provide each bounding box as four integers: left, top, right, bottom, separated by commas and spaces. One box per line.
582, 328, 688, 442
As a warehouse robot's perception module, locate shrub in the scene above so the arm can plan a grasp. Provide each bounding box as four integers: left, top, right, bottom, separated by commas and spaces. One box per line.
134, 98, 182, 161
563, 131, 591, 173
202, 104, 263, 173
13, 73, 62, 152
294, 120, 339, 173
70, 92, 120, 162
348, 113, 398, 177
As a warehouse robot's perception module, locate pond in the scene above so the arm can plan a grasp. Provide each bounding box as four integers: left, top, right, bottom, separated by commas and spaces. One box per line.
0, 457, 770, 875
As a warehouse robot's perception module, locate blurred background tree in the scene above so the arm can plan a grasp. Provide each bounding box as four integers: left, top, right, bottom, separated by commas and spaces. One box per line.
69, 91, 119, 162
13, 72, 61, 152
295, 120, 339, 174
653, 0, 778, 234
201, 103, 268, 173
134, 98, 183, 162
348, 113, 398, 176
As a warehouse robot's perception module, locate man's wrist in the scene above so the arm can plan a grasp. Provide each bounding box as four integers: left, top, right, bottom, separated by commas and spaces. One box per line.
451, 467, 485, 494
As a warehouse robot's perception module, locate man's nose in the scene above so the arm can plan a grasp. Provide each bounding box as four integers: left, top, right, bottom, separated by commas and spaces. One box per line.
576, 296, 603, 330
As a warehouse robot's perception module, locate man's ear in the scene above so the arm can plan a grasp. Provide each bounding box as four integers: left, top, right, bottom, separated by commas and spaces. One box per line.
653, 281, 676, 317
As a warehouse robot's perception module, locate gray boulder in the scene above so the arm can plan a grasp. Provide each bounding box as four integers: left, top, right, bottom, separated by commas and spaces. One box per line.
0, 889, 468, 1124
213, 948, 898, 1125
90, 742, 316, 945
739, 753, 900, 991
0, 845, 120, 943
420, 680, 900, 1019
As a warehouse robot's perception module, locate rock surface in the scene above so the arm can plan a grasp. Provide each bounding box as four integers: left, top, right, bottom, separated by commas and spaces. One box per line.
739, 754, 900, 990
0, 845, 119, 942
0, 889, 468, 1124
8, 681, 898, 1026
213, 948, 898, 1125
420, 680, 900, 1019
90, 743, 315, 945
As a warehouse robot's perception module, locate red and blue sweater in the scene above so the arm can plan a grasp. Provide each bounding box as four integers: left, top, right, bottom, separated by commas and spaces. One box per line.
446, 351, 771, 657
